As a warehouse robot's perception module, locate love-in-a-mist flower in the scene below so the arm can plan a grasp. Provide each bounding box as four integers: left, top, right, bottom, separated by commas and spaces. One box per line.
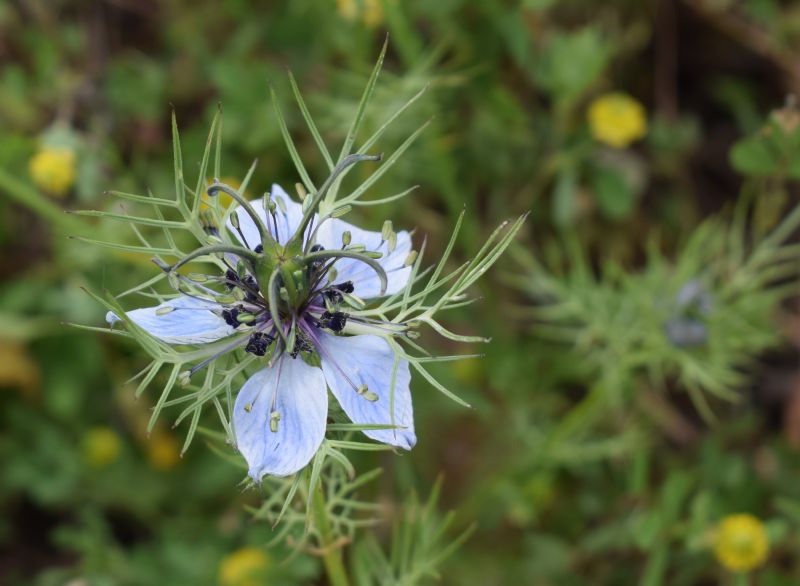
109, 156, 419, 480
665, 280, 713, 348
93, 53, 525, 491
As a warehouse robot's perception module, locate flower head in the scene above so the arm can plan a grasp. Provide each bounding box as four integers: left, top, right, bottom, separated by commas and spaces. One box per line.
218, 547, 270, 586
664, 280, 713, 348
587, 92, 647, 149
29, 146, 77, 196
713, 514, 769, 573
109, 167, 418, 481
98, 62, 525, 487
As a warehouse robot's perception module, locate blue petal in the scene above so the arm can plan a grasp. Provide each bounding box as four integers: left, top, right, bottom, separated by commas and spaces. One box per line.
233, 356, 328, 480
107, 295, 235, 344
315, 217, 412, 298
318, 332, 415, 449
228, 184, 308, 248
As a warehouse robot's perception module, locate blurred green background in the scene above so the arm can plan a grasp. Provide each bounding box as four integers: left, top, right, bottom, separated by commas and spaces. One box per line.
1, 1, 800, 584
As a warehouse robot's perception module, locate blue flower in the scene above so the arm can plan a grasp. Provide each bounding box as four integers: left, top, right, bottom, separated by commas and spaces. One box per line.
108, 185, 416, 480
664, 280, 713, 348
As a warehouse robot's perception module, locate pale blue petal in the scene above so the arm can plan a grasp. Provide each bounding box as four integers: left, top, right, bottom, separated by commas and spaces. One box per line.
315, 217, 412, 298
227, 184, 310, 248
318, 332, 415, 449
233, 356, 328, 480
107, 295, 234, 344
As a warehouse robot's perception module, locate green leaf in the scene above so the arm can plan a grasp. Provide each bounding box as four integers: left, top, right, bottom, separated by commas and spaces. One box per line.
534, 28, 612, 105
729, 119, 800, 179
591, 166, 636, 219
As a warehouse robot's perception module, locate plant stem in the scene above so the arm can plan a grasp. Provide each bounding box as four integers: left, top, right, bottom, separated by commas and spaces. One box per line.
0, 167, 88, 234
311, 481, 350, 586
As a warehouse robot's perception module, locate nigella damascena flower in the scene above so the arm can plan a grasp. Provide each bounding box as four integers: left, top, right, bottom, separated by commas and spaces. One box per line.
108, 176, 418, 481
664, 280, 713, 348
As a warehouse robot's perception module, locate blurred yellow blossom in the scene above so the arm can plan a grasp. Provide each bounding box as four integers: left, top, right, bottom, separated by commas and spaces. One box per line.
146, 429, 181, 470
82, 427, 122, 468
587, 92, 647, 149
29, 146, 77, 196
218, 547, 271, 586
336, 0, 384, 28
0, 339, 40, 396
713, 514, 769, 573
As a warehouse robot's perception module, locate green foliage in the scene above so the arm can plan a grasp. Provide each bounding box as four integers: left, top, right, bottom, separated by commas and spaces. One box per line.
511, 193, 799, 418
2, 1, 800, 585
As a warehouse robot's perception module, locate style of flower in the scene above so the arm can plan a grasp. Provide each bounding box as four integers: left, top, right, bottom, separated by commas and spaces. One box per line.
29, 146, 77, 196
713, 513, 769, 573
108, 177, 416, 481
587, 92, 647, 149
202, 176, 241, 211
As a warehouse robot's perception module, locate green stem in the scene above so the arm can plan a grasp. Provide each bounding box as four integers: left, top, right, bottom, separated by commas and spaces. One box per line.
0, 167, 90, 235
311, 482, 350, 586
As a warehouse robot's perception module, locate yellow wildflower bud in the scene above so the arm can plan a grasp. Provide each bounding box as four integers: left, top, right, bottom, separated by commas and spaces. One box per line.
587, 92, 647, 149
146, 430, 181, 470
336, 0, 384, 28
218, 547, 271, 586
82, 426, 122, 469
713, 514, 769, 573
29, 147, 77, 197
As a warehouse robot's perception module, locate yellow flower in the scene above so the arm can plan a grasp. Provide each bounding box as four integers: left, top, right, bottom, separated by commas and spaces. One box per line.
202, 177, 242, 211
587, 92, 647, 149
29, 147, 77, 197
713, 514, 769, 573
82, 427, 122, 468
146, 430, 181, 470
336, 0, 384, 28
0, 339, 40, 396
218, 547, 271, 586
